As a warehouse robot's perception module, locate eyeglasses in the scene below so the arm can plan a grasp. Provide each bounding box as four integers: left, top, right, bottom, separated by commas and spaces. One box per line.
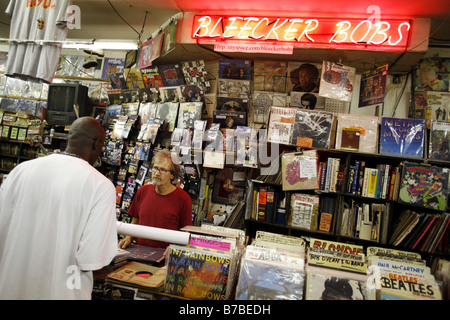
152, 166, 170, 174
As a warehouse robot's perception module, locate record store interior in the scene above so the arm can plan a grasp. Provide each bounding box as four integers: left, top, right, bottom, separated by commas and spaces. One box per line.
0, 0, 450, 303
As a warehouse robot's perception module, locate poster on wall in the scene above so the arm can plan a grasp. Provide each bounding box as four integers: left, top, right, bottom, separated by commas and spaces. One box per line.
358, 64, 388, 108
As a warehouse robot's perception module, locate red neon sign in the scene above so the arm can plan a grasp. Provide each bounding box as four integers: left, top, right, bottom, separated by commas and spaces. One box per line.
192, 15, 411, 50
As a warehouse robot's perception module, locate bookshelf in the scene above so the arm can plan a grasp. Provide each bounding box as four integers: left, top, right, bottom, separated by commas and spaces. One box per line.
0, 139, 39, 172
245, 144, 450, 261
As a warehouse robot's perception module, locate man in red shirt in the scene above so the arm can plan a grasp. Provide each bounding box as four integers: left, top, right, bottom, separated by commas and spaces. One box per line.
118, 150, 192, 249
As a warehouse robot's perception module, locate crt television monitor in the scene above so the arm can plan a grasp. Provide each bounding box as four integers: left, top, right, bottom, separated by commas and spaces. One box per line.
46, 83, 93, 125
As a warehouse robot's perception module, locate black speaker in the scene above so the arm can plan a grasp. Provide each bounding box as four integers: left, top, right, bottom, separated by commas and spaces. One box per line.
46, 83, 93, 125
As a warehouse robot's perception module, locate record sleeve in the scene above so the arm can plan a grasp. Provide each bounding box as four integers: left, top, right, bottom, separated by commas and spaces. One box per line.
235, 246, 305, 300
305, 266, 370, 300
267, 106, 296, 144
213, 110, 247, 129
156, 102, 179, 132
216, 96, 249, 112
252, 91, 287, 124
281, 150, 319, 191
358, 64, 388, 107
177, 102, 203, 128
379, 117, 424, 158
335, 113, 378, 154
218, 59, 251, 80
164, 245, 231, 300
290, 109, 334, 149
398, 162, 449, 211
159, 64, 186, 87
253, 60, 288, 92
429, 120, 450, 161
288, 193, 320, 230
319, 61, 355, 102
106, 261, 166, 289
287, 61, 321, 93
181, 60, 211, 93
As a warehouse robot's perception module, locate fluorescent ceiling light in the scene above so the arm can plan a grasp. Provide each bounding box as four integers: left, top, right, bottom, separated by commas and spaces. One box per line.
62, 39, 138, 50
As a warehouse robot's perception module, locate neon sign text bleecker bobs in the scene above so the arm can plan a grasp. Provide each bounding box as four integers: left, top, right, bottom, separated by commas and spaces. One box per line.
192, 15, 411, 49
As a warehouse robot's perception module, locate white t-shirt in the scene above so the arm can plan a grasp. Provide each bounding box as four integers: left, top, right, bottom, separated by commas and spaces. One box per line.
5, 0, 71, 83
0, 154, 117, 300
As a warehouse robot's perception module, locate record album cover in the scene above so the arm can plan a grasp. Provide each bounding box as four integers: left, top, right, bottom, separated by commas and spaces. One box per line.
319, 61, 355, 102
253, 60, 288, 92
164, 245, 231, 300
291, 109, 334, 149
379, 117, 425, 158
398, 162, 449, 211
359, 64, 388, 108
429, 120, 450, 161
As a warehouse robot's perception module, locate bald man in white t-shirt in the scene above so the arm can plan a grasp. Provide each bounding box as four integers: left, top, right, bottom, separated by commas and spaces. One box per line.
0, 117, 117, 299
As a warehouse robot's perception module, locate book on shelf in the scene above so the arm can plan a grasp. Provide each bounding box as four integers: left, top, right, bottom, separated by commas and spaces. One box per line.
281, 150, 319, 191
335, 113, 379, 154
379, 117, 425, 158
317, 157, 343, 193
347, 162, 400, 200
318, 195, 335, 232
164, 244, 232, 300
398, 162, 449, 211
290, 108, 335, 149
398, 212, 450, 254
249, 183, 276, 223
256, 185, 268, 222
338, 200, 384, 242
265, 185, 276, 224
305, 265, 373, 300
429, 120, 450, 161
389, 210, 421, 246
288, 193, 320, 231
235, 245, 305, 300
